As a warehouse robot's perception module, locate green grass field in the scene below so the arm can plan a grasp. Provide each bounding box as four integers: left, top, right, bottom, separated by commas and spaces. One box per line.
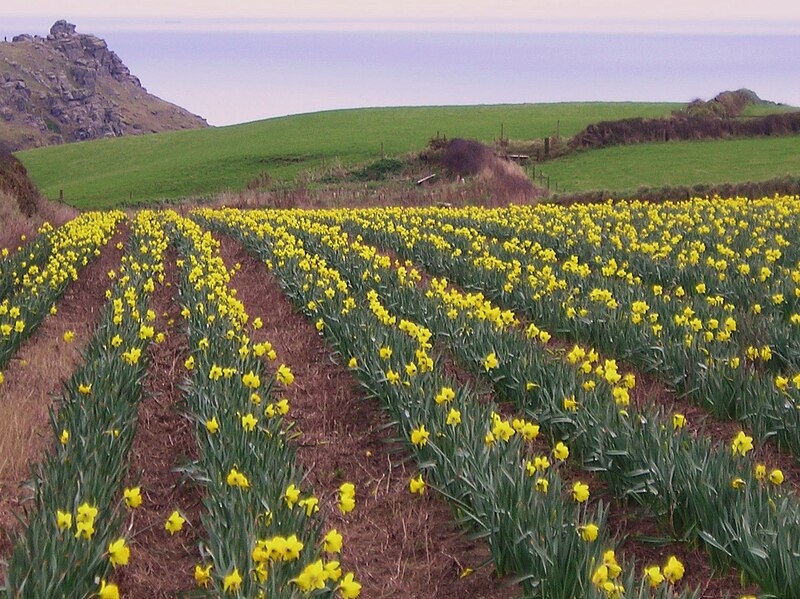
17, 103, 680, 209
539, 136, 800, 195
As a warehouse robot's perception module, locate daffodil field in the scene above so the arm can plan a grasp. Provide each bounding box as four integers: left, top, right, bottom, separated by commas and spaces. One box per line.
1, 196, 798, 598
163, 212, 356, 596
4, 211, 162, 596
0, 212, 122, 371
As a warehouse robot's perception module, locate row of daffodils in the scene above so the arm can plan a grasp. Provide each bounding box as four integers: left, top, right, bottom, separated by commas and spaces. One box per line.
3, 196, 797, 598
338, 200, 800, 460
3, 211, 361, 598
197, 207, 704, 599
4, 211, 164, 597
0, 212, 123, 375
327, 201, 800, 598
160, 211, 360, 597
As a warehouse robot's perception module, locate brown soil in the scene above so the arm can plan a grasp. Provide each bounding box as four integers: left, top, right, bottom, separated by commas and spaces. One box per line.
0, 225, 128, 564
115, 249, 204, 598
215, 233, 520, 598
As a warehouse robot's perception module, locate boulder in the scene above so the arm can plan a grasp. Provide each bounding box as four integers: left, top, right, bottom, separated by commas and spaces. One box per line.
50, 20, 77, 38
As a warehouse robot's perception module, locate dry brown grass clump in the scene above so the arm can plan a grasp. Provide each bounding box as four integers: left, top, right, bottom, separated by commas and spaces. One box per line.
0, 189, 77, 252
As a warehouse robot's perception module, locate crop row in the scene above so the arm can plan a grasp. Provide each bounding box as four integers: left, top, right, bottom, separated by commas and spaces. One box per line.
161, 211, 360, 597
0, 211, 124, 375
333, 203, 800, 464
197, 208, 704, 599
2, 211, 164, 597
0, 226, 52, 303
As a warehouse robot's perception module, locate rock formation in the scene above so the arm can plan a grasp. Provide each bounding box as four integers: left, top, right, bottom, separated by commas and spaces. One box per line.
0, 20, 208, 150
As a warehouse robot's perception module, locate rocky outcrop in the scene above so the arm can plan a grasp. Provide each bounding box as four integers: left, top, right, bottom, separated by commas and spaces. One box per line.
0, 20, 208, 150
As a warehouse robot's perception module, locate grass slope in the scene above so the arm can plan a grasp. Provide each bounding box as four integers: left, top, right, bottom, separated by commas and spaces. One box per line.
17, 103, 680, 209
540, 137, 800, 195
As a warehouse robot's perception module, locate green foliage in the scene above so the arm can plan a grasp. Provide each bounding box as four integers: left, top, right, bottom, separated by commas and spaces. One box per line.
16, 103, 679, 209
540, 137, 800, 194
352, 158, 404, 181
198, 209, 702, 598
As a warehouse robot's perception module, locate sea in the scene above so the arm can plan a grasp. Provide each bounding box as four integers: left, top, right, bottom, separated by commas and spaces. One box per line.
3, 25, 799, 126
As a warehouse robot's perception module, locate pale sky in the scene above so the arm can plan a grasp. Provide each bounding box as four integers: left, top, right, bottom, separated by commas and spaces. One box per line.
2, 1, 798, 124
4, 0, 800, 33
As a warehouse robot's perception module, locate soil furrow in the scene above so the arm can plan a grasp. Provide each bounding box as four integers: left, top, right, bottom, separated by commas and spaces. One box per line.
215, 232, 519, 598
116, 248, 203, 598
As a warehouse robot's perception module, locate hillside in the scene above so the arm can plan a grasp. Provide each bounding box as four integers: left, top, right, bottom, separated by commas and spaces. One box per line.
0, 20, 207, 150
16, 102, 681, 208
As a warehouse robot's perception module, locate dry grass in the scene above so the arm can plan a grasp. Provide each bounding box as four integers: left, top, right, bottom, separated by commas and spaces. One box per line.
199, 172, 539, 213
0, 189, 77, 252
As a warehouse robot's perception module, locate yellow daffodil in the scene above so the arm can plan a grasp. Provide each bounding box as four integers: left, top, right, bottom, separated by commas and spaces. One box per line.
56, 509, 72, 531
194, 564, 212, 588
731, 431, 754, 457
339, 572, 362, 598
644, 565, 664, 587
579, 523, 599, 541
411, 424, 430, 447
409, 474, 425, 494
324, 529, 343, 554
223, 567, 243, 593
572, 481, 590, 503
553, 441, 570, 461
293, 560, 326, 592
107, 538, 130, 568
124, 486, 142, 509
98, 580, 120, 599
769, 469, 785, 485
663, 555, 685, 584
338, 482, 356, 513
206, 417, 219, 433
165, 510, 185, 534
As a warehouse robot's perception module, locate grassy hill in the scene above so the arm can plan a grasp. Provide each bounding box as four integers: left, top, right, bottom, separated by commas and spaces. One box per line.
16, 103, 680, 209
538, 136, 800, 195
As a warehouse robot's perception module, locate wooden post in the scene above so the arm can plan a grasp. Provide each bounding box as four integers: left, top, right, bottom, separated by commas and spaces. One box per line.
544, 137, 550, 159
59, 189, 63, 202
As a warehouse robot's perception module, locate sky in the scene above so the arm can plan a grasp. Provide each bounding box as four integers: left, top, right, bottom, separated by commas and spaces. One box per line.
2, 2, 799, 125
4, 0, 800, 33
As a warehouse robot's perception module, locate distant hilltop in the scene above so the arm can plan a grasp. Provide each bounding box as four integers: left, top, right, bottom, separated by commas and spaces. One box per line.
0, 20, 208, 151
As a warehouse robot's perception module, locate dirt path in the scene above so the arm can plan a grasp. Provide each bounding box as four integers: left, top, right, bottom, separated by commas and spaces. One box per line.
0, 226, 128, 563
215, 233, 519, 598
